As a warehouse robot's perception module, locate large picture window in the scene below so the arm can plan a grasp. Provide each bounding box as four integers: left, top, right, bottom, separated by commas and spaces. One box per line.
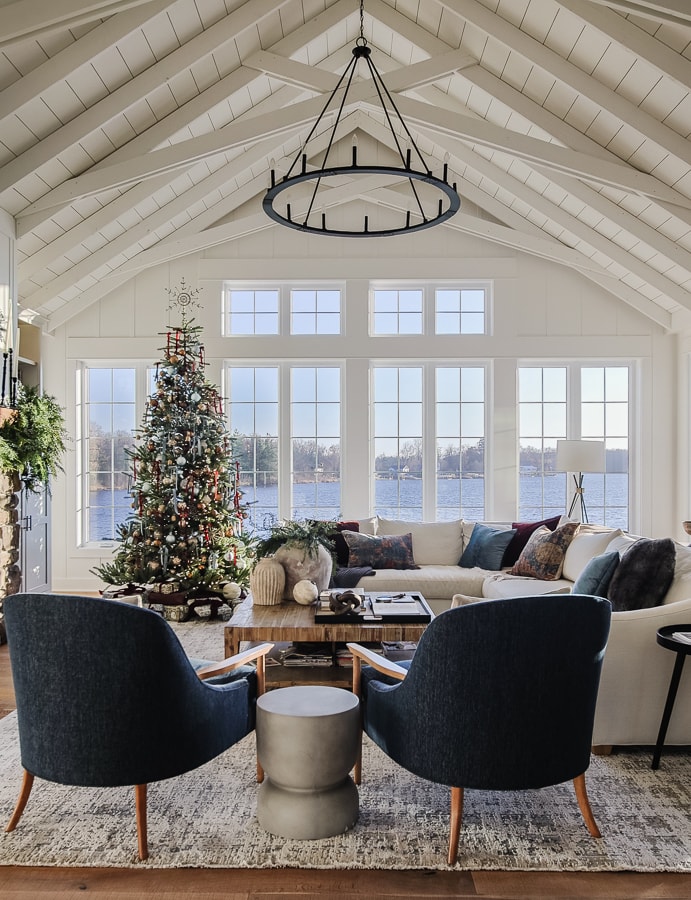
227, 367, 279, 533
77, 366, 136, 544
518, 364, 630, 528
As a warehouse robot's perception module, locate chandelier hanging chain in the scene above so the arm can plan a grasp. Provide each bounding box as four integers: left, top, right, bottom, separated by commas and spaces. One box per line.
262, 0, 461, 237
301, 52, 360, 227
360, 52, 427, 220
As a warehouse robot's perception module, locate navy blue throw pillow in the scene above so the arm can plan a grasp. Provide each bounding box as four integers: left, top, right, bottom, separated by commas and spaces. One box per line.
459, 524, 516, 571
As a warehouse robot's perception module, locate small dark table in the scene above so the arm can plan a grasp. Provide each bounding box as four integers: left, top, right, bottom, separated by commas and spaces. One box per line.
652, 624, 691, 769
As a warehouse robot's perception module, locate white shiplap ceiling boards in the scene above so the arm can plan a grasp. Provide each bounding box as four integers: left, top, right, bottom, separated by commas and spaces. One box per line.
1, 0, 690, 333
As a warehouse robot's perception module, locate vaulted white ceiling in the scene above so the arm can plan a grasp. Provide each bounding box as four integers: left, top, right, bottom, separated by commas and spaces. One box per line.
1, 0, 691, 333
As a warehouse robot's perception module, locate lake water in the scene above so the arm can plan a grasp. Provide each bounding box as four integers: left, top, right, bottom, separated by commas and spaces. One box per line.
90, 473, 628, 540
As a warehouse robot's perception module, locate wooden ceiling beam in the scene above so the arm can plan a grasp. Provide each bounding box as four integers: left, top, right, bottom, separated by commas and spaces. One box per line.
0, 0, 164, 47
440, 0, 691, 168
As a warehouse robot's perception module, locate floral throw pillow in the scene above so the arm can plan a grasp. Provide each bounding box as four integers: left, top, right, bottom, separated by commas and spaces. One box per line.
343, 531, 419, 569
509, 521, 579, 580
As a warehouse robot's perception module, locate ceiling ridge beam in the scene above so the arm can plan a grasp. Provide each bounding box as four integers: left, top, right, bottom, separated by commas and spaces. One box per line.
0, 0, 162, 48
557, 0, 691, 91
0, 0, 291, 196
0, 0, 175, 123
439, 0, 691, 169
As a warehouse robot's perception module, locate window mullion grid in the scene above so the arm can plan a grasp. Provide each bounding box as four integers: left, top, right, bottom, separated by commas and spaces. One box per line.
423, 362, 436, 520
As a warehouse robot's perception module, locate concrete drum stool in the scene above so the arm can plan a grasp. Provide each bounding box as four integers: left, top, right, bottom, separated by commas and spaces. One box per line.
256, 685, 360, 839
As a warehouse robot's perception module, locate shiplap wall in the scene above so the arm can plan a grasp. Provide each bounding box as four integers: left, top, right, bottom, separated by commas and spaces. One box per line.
39, 228, 683, 594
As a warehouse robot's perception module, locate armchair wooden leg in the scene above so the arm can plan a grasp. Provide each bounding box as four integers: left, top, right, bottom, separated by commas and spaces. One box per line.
134, 784, 148, 860
5, 769, 34, 832
448, 786, 464, 865
352, 656, 363, 785
573, 773, 601, 838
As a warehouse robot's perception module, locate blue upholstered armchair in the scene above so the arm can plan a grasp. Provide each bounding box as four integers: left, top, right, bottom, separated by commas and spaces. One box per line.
348, 593, 612, 865
3, 593, 272, 860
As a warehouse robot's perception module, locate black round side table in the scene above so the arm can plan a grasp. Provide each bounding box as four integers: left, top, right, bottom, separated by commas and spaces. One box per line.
652, 624, 691, 770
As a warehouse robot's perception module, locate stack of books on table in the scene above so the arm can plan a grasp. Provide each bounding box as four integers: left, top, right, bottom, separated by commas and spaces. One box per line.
278, 643, 333, 667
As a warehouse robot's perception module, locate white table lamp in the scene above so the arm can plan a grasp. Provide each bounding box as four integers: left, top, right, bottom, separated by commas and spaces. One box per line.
555, 440, 606, 523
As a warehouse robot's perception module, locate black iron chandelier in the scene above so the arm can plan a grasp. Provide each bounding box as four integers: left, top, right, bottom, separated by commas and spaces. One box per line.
262, 0, 461, 237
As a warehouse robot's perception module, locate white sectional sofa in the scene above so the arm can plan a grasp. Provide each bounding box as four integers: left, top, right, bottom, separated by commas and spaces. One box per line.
346, 515, 691, 749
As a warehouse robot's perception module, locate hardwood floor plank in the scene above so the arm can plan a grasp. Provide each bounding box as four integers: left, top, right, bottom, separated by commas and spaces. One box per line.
474, 870, 691, 898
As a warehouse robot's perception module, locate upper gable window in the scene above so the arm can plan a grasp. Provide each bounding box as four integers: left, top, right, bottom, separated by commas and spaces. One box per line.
436, 288, 486, 334
371, 284, 489, 335
225, 288, 279, 335
372, 289, 423, 335
291, 289, 341, 334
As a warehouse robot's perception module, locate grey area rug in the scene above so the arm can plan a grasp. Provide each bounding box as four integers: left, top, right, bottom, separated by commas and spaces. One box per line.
1, 620, 690, 871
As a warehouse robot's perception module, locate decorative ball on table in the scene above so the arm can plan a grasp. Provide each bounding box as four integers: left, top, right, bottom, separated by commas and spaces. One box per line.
293, 579, 319, 605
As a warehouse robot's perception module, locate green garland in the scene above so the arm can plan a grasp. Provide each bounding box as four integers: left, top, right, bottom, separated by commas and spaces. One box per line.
0, 385, 67, 492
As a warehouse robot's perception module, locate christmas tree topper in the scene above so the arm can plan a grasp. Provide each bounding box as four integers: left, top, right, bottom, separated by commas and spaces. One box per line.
166, 279, 201, 323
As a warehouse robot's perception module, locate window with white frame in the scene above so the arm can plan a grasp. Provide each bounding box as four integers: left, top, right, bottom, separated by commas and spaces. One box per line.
373, 364, 486, 521
227, 364, 341, 531
77, 366, 136, 544
518, 367, 567, 522
436, 367, 485, 521
291, 367, 341, 519
580, 366, 629, 529
291, 288, 341, 334
435, 287, 486, 334
227, 366, 279, 533
371, 284, 489, 335
224, 287, 279, 335
518, 364, 630, 527
372, 289, 423, 335
373, 366, 423, 518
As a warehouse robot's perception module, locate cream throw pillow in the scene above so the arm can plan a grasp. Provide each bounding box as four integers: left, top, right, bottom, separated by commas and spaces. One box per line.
376, 517, 464, 566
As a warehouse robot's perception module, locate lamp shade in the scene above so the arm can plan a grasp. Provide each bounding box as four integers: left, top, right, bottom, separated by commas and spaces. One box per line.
555, 440, 606, 473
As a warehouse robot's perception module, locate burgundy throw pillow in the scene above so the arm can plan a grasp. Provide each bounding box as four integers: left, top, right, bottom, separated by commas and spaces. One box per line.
333, 521, 360, 567
310, 520, 360, 567
501, 515, 562, 567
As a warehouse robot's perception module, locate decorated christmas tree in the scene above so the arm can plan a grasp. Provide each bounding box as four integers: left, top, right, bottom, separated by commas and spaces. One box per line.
93, 281, 254, 611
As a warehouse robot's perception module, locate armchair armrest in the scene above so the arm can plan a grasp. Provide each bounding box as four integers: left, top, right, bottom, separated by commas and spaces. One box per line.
346, 642, 408, 681
346, 641, 408, 699
196, 642, 274, 695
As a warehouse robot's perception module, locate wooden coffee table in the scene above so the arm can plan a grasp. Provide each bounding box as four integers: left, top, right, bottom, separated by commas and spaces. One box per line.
225, 593, 432, 689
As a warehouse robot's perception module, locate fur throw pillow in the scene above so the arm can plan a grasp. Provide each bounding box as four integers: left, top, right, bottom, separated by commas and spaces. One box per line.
606, 537, 676, 611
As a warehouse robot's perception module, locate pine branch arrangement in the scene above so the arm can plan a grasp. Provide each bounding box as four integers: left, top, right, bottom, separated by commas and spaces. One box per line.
0, 385, 67, 492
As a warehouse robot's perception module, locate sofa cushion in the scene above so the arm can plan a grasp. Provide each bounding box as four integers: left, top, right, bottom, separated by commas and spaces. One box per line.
376, 517, 463, 565
482, 573, 572, 599
501, 515, 562, 567
562, 528, 622, 582
606, 537, 676, 611
571, 551, 620, 597
357, 564, 489, 600
342, 531, 419, 570
459, 523, 516, 570
509, 521, 579, 580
